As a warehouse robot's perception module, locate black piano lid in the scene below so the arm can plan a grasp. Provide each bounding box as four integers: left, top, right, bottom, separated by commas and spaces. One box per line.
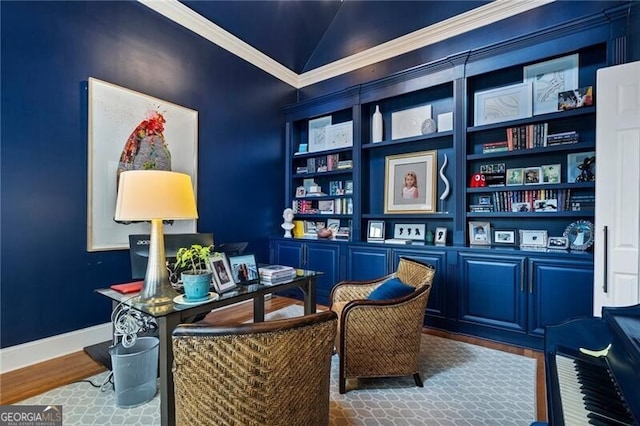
603, 304, 640, 423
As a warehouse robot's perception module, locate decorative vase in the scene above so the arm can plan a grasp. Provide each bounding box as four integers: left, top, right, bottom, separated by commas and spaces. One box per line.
372, 105, 383, 143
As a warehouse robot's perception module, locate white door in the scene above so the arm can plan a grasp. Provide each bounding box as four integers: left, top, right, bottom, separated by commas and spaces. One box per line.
594, 61, 640, 315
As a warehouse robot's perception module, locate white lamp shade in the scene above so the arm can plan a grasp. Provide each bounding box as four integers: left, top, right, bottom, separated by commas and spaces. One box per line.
114, 170, 198, 221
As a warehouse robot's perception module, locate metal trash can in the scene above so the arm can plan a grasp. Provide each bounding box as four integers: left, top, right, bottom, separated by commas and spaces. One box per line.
109, 336, 159, 408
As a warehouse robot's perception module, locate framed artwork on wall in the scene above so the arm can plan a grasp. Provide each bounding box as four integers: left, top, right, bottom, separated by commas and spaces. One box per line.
87, 77, 198, 251
384, 150, 437, 214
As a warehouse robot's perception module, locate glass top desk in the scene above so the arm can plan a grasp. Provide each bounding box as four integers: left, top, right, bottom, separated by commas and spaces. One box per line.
96, 270, 320, 426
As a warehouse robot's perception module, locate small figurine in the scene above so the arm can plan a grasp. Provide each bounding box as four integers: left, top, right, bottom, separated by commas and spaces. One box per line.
281, 208, 295, 238
575, 156, 595, 182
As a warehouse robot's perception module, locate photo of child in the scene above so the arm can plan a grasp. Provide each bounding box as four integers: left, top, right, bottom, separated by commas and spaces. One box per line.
402, 171, 419, 199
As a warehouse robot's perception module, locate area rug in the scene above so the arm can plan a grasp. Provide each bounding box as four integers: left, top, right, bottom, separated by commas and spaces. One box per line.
20, 305, 536, 425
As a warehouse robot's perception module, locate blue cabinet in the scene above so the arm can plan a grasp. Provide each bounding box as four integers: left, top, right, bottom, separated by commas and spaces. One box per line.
458, 252, 527, 334
271, 239, 341, 306
527, 257, 594, 337
346, 245, 390, 280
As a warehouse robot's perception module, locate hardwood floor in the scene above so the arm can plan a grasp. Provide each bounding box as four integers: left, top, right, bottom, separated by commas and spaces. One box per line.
0, 296, 547, 422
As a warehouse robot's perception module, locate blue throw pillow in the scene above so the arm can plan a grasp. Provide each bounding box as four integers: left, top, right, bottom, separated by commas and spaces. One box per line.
368, 278, 415, 301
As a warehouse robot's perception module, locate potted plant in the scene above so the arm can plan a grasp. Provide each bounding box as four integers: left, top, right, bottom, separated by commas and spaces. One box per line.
175, 244, 213, 300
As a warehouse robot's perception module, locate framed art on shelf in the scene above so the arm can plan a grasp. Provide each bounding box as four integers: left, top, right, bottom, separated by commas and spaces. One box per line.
209, 253, 236, 293
434, 227, 447, 245
393, 223, 425, 241
523, 167, 542, 185
308, 116, 332, 153
541, 164, 561, 184
519, 230, 548, 249
469, 221, 491, 246
547, 236, 569, 249
493, 229, 516, 246
87, 77, 198, 251
506, 168, 524, 186
391, 104, 432, 140
384, 150, 437, 214
524, 53, 579, 115
474, 82, 533, 126
567, 151, 595, 183
326, 121, 353, 149
367, 220, 385, 242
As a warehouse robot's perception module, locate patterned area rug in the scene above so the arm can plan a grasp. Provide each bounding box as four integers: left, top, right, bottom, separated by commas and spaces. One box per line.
21, 305, 536, 425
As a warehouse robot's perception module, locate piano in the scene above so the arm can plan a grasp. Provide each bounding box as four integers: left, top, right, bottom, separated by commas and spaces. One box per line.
545, 304, 640, 425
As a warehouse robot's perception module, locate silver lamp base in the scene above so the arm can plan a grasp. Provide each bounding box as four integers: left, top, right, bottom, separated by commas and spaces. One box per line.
135, 218, 178, 308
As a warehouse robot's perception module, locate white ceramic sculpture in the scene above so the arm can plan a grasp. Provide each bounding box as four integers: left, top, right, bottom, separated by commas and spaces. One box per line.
281, 208, 295, 238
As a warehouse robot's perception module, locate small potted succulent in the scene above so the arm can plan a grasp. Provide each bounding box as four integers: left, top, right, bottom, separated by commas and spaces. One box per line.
175, 244, 213, 300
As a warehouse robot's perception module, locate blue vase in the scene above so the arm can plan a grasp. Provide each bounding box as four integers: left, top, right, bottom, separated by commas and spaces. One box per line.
181, 272, 212, 301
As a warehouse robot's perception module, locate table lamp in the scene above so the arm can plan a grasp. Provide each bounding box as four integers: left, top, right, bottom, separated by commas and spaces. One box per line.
114, 170, 198, 308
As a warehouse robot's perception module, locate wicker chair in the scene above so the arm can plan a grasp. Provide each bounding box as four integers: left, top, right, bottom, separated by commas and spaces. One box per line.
172, 311, 337, 426
330, 256, 435, 393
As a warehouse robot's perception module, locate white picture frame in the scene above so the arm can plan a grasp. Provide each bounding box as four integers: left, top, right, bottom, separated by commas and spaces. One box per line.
326, 121, 353, 149
367, 220, 385, 242
469, 221, 491, 246
209, 253, 236, 293
393, 223, 426, 241
523, 166, 542, 185
547, 236, 569, 249
434, 227, 447, 245
308, 115, 332, 153
391, 104, 432, 140
519, 230, 548, 248
474, 82, 533, 126
524, 53, 579, 115
87, 78, 198, 251
541, 164, 561, 184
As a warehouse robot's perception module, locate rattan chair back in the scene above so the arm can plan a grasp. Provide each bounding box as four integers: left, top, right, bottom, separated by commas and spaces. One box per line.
172, 311, 337, 426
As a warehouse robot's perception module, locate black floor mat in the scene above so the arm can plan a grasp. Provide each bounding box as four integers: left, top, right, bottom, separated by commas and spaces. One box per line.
83, 340, 113, 370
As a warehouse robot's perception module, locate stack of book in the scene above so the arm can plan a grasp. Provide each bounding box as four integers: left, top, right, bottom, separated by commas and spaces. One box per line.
259, 265, 297, 284
546, 131, 579, 146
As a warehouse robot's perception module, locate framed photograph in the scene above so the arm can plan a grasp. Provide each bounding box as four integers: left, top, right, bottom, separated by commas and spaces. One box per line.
478, 195, 492, 205
474, 82, 533, 126
384, 150, 437, 214
295, 186, 306, 197
534, 199, 558, 212
326, 218, 340, 234
524, 53, 579, 115
87, 78, 198, 251
493, 229, 516, 246
391, 104, 432, 140
308, 115, 332, 152
541, 164, 561, 184
519, 230, 548, 248
523, 167, 542, 185
434, 227, 447, 245
558, 86, 593, 111
511, 201, 531, 213
326, 121, 353, 149
547, 236, 569, 249
567, 151, 595, 183
227, 253, 260, 284
367, 220, 385, 242
393, 223, 426, 241
469, 221, 491, 246
209, 253, 236, 293
506, 168, 524, 186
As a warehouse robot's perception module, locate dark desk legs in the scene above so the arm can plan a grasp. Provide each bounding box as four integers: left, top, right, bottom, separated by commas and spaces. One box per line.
253, 295, 265, 322
158, 313, 181, 426
303, 276, 317, 315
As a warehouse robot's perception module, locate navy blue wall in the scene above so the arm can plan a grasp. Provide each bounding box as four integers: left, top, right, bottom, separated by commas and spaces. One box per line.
0, 1, 294, 347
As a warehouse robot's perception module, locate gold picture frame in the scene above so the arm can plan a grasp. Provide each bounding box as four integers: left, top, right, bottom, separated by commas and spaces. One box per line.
384, 150, 437, 214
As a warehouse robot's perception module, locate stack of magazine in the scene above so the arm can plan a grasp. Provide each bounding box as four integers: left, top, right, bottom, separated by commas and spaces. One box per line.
259, 265, 297, 285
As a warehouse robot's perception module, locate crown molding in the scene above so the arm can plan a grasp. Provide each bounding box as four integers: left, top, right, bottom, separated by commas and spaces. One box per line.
140, 0, 554, 89
139, 0, 299, 87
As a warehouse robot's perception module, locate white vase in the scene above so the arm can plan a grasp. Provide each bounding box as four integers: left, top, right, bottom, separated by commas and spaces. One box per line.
372, 105, 383, 143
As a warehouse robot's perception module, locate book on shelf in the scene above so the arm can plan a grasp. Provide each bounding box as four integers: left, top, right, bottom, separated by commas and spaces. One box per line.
337, 160, 353, 169
482, 141, 509, 153
505, 123, 549, 150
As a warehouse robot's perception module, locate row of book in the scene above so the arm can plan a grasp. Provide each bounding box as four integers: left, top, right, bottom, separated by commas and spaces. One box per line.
329, 180, 354, 196
480, 125, 579, 153
296, 155, 353, 174
471, 189, 579, 213
292, 198, 354, 215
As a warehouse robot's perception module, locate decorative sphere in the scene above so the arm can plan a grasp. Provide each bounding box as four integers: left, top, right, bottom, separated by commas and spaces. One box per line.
421, 118, 437, 135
